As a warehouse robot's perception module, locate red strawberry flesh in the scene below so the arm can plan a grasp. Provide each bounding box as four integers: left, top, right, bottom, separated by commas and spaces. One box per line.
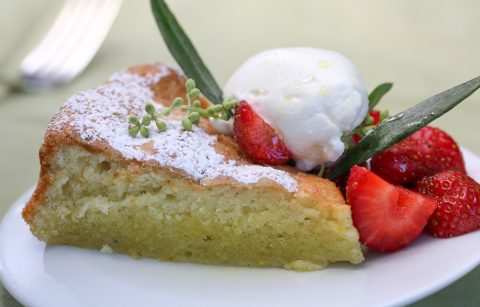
347, 166, 437, 252
233, 100, 292, 165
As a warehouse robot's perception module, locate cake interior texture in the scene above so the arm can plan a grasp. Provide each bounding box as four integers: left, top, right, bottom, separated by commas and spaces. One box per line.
28, 145, 363, 271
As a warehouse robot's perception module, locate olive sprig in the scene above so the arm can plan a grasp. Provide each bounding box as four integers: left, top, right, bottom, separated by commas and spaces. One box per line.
353, 109, 389, 138
339, 82, 392, 152
129, 78, 237, 137
340, 109, 389, 152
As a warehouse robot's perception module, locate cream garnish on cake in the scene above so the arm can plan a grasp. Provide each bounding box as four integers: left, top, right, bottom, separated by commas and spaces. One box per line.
221, 48, 369, 171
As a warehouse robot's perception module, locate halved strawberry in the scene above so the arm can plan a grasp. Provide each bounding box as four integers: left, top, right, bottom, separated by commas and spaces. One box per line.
329, 162, 367, 197
346, 166, 437, 252
233, 100, 292, 165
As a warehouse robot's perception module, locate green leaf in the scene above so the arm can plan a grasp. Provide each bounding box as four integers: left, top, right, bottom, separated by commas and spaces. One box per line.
327, 75, 480, 179
368, 82, 393, 110
151, 0, 223, 104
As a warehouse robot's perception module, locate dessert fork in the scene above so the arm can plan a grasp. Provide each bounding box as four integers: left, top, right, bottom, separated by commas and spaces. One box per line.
4, 0, 122, 91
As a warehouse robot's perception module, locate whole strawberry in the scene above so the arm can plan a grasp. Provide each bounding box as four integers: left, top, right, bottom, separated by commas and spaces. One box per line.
370, 126, 466, 186
233, 100, 292, 165
416, 171, 480, 238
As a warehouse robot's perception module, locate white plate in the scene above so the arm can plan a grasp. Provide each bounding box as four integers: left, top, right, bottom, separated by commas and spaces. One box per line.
2, 148, 480, 307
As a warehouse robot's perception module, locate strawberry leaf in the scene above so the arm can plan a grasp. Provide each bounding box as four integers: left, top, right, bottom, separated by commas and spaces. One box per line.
327, 75, 480, 179
369, 82, 393, 110
150, 0, 223, 104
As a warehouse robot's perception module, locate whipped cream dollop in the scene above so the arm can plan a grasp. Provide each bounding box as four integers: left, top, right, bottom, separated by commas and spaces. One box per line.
220, 47, 368, 171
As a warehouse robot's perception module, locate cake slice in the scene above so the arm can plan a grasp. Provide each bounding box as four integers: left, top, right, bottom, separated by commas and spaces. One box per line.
22, 63, 364, 271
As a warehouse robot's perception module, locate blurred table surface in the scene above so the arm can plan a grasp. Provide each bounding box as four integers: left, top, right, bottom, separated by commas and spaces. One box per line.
1, 1, 479, 306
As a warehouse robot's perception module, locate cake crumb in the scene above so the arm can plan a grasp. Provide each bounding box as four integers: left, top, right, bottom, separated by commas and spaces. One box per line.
284, 260, 327, 271
100, 244, 114, 254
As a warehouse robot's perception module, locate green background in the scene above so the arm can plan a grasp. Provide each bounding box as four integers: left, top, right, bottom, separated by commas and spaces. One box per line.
1, 1, 479, 306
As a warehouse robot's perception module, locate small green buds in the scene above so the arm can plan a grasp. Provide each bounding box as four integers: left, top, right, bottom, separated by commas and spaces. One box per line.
212, 104, 223, 113
145, 103, 155, 116
128, 78, 238, 137
189, 88, 201, 99
206, 106, 215, 116
204, 98, 238, 120
198, 109, 209, 117
128, 115, 145, 137
129, 126, 140, 137
182, 118, 193, 131
185, 79, 196, 92
142, 114, 152, 126
349, 108, 390, 144
161, 108, 172, 116
129, 116, 139, 126
188, 112, 200, 124
140, 126, 149, 137
380, 109, 389, 120
193, 100, 201, 108
220, 111, 231, 121
222, 98, 237, 110
156, 120, 167, 132
364, 115, 375, 125
172, 97, 184, 108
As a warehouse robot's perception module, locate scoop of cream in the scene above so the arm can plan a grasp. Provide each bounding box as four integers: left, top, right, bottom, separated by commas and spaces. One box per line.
215, 47, 368, 171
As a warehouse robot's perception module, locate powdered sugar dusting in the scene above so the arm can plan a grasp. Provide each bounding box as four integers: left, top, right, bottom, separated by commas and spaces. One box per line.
51, 63, 297, 192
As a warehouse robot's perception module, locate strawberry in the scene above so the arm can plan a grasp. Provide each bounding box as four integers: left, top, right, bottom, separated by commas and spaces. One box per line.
416, 171, 480, 238
353, 110, 381, 144
370, 126, 466, 186
329, 162, 367, 196
369, 109, 381, 124
233, 100, 292, 165
346, 166, 437, 252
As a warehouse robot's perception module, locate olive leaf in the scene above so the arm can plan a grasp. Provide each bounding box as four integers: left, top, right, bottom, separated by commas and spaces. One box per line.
151, 0, 223, 104
369, 82, 393, 110
327, 75, 480, 179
